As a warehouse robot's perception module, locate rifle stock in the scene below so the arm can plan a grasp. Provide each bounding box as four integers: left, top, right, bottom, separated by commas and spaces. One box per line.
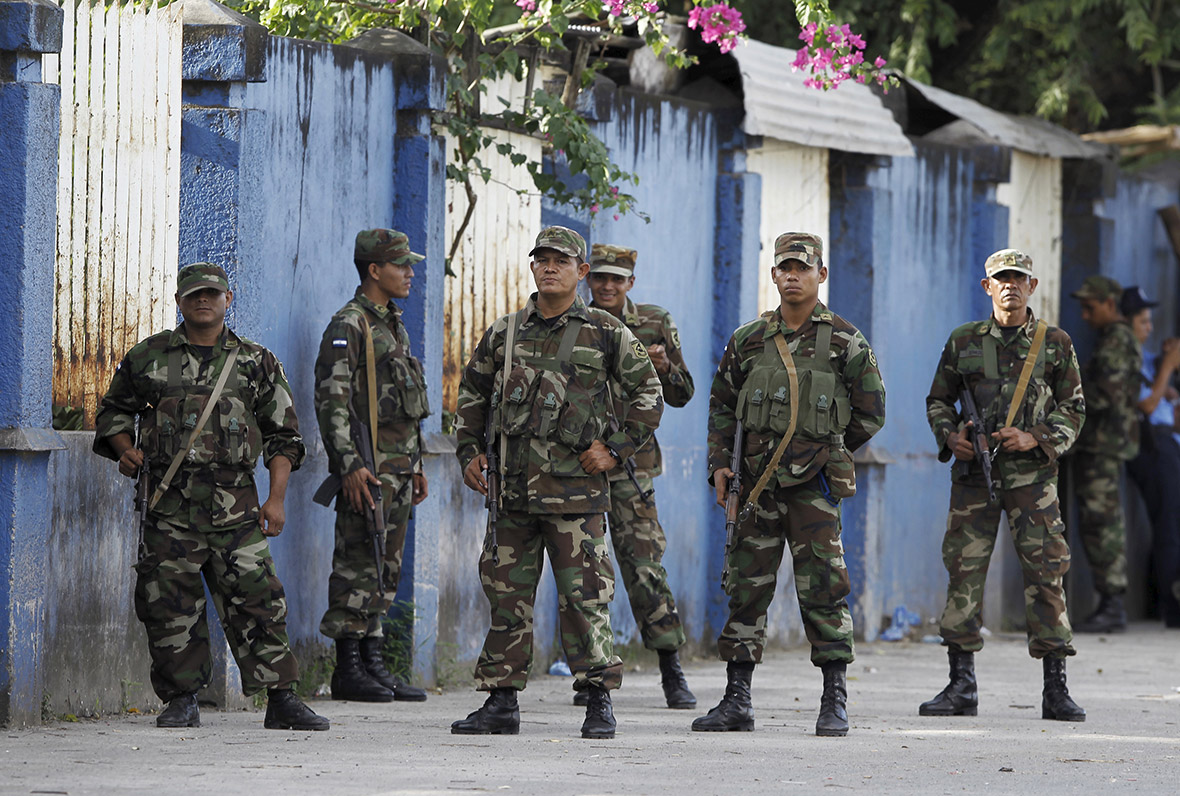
723, 420, 744, 560
958, 388, 997, 503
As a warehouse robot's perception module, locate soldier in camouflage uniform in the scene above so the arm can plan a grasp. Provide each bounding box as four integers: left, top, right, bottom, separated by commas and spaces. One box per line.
696, 233, 885, 737
1068, 275, 1141, 633
313, 229, 431, 703
584, 243, 696, 710
93, 262, 328, 731
450, 226, 664, 740
922, 249, 1086, 723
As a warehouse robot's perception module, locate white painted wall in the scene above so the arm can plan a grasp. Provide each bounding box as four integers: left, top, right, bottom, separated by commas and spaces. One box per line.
997, 152, 1063, 324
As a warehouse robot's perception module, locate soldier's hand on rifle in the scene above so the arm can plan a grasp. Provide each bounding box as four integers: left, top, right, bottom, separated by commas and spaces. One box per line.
946, 426, 976, 461
992, 426, 1037, 452
118, 447, 145, 478
579, 440, 618, 475
647, 343, 671, 375
713, 467, 735, 508
463, 454, 489, 496
343, 467, 381, 514
259, 496, 285, 537
412, 473, 429, 506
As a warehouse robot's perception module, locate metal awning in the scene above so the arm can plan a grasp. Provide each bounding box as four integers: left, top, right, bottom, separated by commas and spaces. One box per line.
730, 39, 914, 158
903, 78, 1110, 160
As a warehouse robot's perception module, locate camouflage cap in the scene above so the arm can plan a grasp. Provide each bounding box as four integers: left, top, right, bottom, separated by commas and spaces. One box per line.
773, 232, 823, 267
1071, 274, 1123, 302
528, 225, 587, 262
176, 262, 229, 297
983, 248, 1034, 278
354, 228, 425, 265
588, 244, 637, 277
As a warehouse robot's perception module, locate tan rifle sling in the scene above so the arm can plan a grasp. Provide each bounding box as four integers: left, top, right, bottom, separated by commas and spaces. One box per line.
741, 332, 800, 515
1003, 319, 1048, 429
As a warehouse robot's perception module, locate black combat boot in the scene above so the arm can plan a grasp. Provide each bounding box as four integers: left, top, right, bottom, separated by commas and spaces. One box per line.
1041, 657, 1086, 722
359, 637, 428, 702
572, 689, 589, 706
1076, 593, 1127, 633
919, 649, 978, 716
658, 649, 697, 709
815, 662, 849, 737
691, 661, 754, 732
157, 693, 200, 728
581, 686, 617, 739
331, 638, 394, 702
264, 689, 330, 731
451, 687, 520, 735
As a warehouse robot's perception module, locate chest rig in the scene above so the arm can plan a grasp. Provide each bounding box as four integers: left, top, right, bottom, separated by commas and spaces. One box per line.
964, 323, 1048, 432
736, 320, 851, 445
493, 310, 608, 475
354, 308, 430, 424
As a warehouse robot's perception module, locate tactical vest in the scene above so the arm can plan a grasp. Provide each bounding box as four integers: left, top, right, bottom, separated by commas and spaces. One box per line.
735, 321, 851, 444
959, 330, 1049, 433
353, 310, 430, 425
142, 346, 262, 471
492, 315, 609, 477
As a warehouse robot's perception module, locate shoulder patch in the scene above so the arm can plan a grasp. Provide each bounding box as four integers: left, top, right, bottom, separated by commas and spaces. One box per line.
669, 328, 681, 350
332, 338, 348, 348
631, 339, 649, 360
867, 349, 878, 368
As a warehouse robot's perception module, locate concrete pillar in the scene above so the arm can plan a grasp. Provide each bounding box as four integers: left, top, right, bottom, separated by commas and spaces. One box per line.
707, 121, 762, 637
0, 0, 66, 727
175, 0, 268, 708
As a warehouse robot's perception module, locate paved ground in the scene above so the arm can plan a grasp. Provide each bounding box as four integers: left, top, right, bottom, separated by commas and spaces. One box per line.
2, 624, 1177, 795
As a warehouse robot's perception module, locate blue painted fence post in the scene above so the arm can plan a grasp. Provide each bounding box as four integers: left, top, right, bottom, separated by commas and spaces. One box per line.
708, 122, 761, 638
0, 0, 65, 727
175, 0, 269, 708
375, 31, 448, 685
829, 152, 891, 641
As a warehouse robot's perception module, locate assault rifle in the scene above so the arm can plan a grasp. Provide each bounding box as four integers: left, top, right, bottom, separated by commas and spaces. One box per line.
958, 388, 997, 504
485, 397, 501, 566
724, 421, 745, 551
313, 411, 387, 595
134, 443, 151, 560
606, 414, 655, 506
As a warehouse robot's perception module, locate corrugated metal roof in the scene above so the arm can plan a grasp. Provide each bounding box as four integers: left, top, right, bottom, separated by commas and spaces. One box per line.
731, 39, 914, 158
904, 78, 1111, 160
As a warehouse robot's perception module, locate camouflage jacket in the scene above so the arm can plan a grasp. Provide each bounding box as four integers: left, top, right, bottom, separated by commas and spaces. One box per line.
93, 324, 305, 526
589, 295, 694, 478
926, 310, 1085, 488
314, 289, 429, 478
1074, 320, 1141, 460
455, 293, 664, 514
707, 303, 885, 498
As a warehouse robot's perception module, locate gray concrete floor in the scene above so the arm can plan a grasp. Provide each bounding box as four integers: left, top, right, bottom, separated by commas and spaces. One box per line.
2, 624, 1177, 795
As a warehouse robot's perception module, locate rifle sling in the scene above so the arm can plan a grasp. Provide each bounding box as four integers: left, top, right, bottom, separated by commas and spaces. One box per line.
1004, 319, 1047, 429
742, 331, 800, 514
358, 314, 381, 472
148, 345, 240, 510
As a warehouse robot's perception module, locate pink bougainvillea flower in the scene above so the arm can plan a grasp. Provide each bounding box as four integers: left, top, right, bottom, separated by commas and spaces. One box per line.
515, 0, 535, 11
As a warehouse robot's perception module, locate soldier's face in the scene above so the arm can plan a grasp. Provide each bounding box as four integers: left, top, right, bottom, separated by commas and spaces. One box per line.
1079, 296, 1117, 329
371, 261, 414, 299
982, 270, 1036, 313
530, 248, 588, 298
588, 273, 634, 311
1131, 308, 1153, 344
176, 287, 231, 328
771, 258, 826, 306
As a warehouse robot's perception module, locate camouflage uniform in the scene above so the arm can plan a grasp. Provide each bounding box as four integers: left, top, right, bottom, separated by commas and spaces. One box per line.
927, 309, 1085, 658
588, 286, 694, 653
94, 316, 305, 700
708, 302, 885, 666
455, 291, 664, 692
314, 288, 429, 640
1071, 305, 1141, 597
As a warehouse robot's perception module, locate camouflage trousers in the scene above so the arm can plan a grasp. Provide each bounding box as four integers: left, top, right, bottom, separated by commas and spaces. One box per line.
474, 510, 623, 692
1071, 454, 1128, 595
134, 514, 299, 700
605, 473, 686, 652
718, 478, 854, 667
319, 474, 413, 640
939, 480, 1075, 659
